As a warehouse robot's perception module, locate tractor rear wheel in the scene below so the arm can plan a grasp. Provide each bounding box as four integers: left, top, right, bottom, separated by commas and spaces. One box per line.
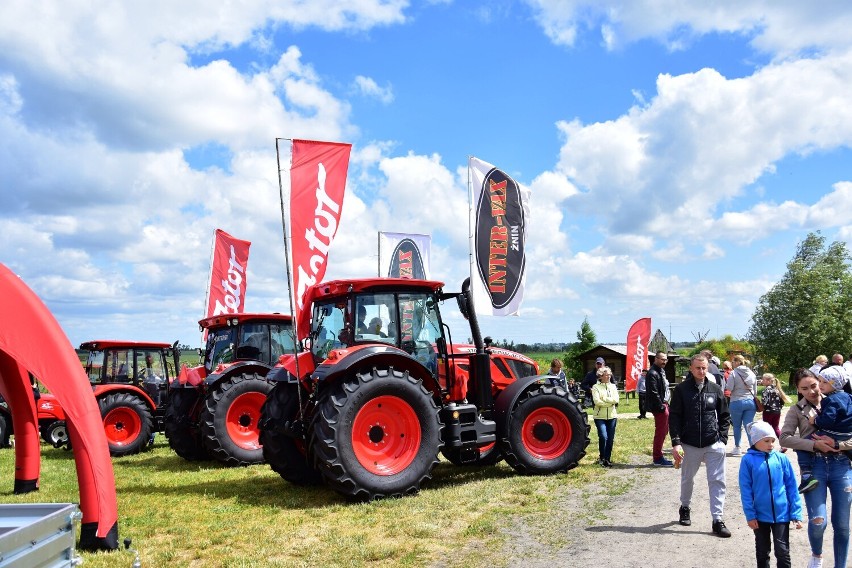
200, 373, 272, 466
310, 367, 442, 500
441, 441, 502, 466
43, 421, 69, 448
98, 393, 154, 457
260, 383, 322, 485
501, 385, 589, 474
164, 388, 208, 461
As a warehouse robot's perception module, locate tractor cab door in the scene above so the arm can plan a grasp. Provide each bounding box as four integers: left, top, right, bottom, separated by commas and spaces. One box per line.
103, 349, 131, 384
135, 349, 168, 407
396, 292, 442, 377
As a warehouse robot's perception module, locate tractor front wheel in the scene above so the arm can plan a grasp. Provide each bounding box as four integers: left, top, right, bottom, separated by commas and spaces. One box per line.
43, 421, 69, 448
260, 383, 322, 485
200, 373, 272, 466
164, 388, 208, 461
501, 385, 589, 474
99, 393, 154, 457
310, 367, 442, 500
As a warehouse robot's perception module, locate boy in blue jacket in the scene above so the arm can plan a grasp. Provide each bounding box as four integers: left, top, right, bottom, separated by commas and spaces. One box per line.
740, 421, 803, 568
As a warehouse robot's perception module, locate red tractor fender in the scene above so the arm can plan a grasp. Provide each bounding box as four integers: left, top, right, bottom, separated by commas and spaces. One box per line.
92, 384, 157, 413
37, 393, 66, 421
492, 374, 552, 437
312, 344, 442, 399
204, 360, 273, 388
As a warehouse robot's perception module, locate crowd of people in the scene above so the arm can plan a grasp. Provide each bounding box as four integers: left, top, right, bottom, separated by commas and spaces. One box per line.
550, 350, 852, 568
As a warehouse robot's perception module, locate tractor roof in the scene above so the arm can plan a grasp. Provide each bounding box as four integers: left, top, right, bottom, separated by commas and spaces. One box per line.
307, 278, 445, 301
80, 340, 173, 350
198, 312, 293, 330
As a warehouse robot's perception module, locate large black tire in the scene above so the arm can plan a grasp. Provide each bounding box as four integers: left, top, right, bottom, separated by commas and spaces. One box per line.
164, 388, 209, 461
441, 441, 503, 467
42, 421, 69, 448
0, 412, 10, 448
259, 383, 322, 485
200, 373, 273, 466
98, 393, 154, 457
310, 367, 442, 500
500, 385, 589, 474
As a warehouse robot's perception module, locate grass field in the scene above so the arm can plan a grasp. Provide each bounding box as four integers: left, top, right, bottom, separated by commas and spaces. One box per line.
0, 396, 657, 567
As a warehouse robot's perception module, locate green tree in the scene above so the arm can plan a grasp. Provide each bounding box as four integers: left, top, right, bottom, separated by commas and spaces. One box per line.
564, 317, 597, 379
748, 232, 852, 377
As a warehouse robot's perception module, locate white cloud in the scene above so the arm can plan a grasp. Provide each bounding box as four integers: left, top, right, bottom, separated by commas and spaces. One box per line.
524, 1, 852, 56
353, 75, 394, 104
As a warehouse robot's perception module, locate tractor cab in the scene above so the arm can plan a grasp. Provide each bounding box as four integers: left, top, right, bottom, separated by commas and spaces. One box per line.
309, 281, 444, 377
202, 313, 295, 374
81, 340, 179, 408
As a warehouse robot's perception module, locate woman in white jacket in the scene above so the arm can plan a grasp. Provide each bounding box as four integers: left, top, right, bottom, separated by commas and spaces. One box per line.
726, 354, 758, 455
592, 365, 620, 467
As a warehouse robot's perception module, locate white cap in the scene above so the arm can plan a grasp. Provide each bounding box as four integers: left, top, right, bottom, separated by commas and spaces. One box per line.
746, 421, 776, 446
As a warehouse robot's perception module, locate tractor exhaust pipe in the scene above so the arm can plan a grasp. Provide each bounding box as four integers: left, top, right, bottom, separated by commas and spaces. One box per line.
460, 278, 493, 410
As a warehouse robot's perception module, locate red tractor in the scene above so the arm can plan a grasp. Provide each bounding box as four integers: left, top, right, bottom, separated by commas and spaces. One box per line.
259, 277, 590, 500
165, 313, 296, 466
0, 385, 71, 448
35, 340, 179, 456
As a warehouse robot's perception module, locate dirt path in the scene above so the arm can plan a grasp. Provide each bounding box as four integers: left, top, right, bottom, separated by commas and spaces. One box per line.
502, 413, 834, 568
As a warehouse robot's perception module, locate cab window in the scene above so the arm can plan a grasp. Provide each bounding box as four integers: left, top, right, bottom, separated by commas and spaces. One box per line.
206, 328, 237, 371
85, 350, 105, 383
355, 293, 398, 346
311, 301, 347, 360
106, 350, 131, 383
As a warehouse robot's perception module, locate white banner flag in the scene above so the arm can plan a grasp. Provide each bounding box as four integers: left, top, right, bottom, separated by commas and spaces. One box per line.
378, 232, 431, 279
468, 156, 530, 317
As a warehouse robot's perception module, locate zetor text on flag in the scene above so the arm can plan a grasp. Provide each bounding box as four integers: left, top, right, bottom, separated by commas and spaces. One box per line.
206, 229, 251, 318
625, 317, 651, 392
288, 139, 352, 340
468, 156, 530, 317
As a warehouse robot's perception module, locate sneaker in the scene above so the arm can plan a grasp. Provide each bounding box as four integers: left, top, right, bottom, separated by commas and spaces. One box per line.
678, 506, 691, 526
799, 476, 819, 494
653, 457, 674, 467
712, 519, 731, 538
807, 555, 824, 568
731, 446, 741, 456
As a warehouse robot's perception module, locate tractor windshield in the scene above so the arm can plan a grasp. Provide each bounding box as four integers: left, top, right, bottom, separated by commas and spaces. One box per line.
311, 301, 347, 361
205, 327, 237, 371
85, 350, 105, 383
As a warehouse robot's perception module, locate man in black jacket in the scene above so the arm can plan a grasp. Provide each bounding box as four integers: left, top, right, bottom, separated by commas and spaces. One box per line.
670, 354, 732, 538
645, 351, 672, 466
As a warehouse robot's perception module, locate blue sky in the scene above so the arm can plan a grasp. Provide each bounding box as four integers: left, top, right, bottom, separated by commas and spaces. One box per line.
2, 1, 852, 350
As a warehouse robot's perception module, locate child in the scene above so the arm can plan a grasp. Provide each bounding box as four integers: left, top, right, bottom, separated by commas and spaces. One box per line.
739, 421, 803, 568
547, 358, 567, 389
760, 373, 791, 442
799, 365, 852, 493
566, 377, 580, 400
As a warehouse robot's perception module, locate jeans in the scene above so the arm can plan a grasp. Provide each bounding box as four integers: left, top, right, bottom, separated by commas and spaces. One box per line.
802, 453, 852, 567
754, 522, 791, 568
730, 398, 757, 448
652, 406, 669, 460
594, 418, 617, 461
680, 440, 727, 521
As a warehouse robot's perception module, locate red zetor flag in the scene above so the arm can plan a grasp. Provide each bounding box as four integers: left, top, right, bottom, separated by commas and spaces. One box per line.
288, 139, 352, 340
205, 229, 251, 318
625, 317, 652, 392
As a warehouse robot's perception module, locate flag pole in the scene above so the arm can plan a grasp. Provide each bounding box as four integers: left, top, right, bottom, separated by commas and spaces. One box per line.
201, 230, 217, 347
377, 231, 381, 277
467, 156, 474, 285
275, 138, 302, 405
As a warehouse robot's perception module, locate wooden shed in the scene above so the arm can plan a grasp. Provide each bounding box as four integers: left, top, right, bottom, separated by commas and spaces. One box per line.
578, 344, 679, 391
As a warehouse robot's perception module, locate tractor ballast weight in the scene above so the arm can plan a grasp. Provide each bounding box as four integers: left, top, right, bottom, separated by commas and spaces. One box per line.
260, 276, 590, 501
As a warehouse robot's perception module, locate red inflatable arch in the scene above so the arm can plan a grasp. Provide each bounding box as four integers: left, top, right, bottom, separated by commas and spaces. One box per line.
0, 264, 118, 550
